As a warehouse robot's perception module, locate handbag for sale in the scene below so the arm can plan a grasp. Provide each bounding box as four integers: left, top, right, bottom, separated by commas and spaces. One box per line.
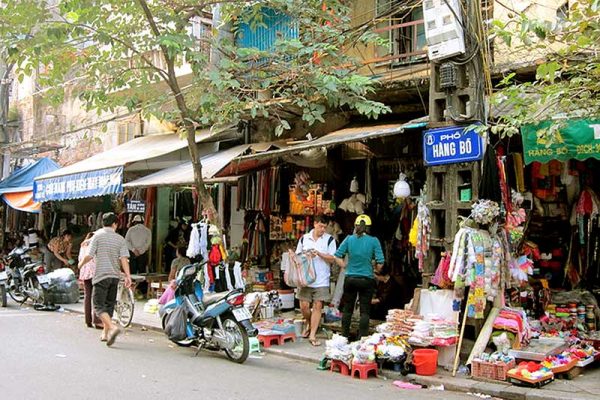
283, 249, 316, 288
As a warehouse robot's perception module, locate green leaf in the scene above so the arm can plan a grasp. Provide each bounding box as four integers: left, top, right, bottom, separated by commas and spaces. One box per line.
65, 11, 79, 23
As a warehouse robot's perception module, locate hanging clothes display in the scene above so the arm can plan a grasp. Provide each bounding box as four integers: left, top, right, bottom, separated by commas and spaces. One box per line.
241, 212, 267, 262
186, 222, 208, 261
237, 167, 281, 213
415, 197, 430, 272
479, 146, 502, 203
447, 228, 506, 319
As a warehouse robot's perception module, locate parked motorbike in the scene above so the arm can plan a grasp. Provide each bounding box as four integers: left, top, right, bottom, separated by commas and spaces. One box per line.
159, 262, 257, 364
0, 262, 7, 307
4, 247, 57, 310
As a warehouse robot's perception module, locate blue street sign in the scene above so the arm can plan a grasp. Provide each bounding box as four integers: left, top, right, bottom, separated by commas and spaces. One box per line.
423, 125, 484, 166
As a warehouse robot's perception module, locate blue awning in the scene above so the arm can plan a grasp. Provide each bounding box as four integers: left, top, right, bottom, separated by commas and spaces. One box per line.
0, 157, 60, 194
33, 166, 123, 202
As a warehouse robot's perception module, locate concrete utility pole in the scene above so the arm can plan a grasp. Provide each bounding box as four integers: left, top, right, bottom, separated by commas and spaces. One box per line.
0, 61, 14, 179
423, 0, 487, 283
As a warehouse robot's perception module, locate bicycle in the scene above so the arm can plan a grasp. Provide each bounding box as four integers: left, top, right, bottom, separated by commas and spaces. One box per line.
113, 276, 135, 328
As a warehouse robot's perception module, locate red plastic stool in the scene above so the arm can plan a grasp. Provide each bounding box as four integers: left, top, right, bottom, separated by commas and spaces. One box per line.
279, 333, 296, 344
351, 362, 378, 379
257, 334, 281, 348
330, 359, 350, 376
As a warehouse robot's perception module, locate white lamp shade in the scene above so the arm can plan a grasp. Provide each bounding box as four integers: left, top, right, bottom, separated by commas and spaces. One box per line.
393, 179, 411, 199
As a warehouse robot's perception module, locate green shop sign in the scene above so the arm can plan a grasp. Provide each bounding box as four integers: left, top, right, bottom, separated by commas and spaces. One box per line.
522, 119, 600, 164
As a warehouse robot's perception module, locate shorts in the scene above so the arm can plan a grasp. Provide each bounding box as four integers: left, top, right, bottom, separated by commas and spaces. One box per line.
92, 277, 120, 317
296, 286, 330, 303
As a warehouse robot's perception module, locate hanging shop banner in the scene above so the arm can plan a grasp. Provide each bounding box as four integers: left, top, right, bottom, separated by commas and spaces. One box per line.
423, 125, 484, 166
33, 166, 123, 202
522, 119, 600, 164
126, 200, 146, 213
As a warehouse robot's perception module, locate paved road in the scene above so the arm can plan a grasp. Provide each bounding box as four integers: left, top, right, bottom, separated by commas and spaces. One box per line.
0, 302, 474, 400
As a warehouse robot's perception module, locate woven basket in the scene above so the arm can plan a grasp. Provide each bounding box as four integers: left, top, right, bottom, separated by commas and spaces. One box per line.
472, 359, 515, 381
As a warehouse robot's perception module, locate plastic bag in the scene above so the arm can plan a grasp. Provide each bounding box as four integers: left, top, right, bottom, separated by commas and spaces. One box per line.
283, 250, 316, 288
164, 305, 187, 341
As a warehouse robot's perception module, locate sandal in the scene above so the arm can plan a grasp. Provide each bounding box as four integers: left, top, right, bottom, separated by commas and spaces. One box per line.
309, 338, 322, 347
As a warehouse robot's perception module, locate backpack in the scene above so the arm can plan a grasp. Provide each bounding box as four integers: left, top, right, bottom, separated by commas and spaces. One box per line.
300, 235, 335, 249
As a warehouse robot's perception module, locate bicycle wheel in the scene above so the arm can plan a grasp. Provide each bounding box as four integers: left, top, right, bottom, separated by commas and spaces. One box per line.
114, 284, 134, 328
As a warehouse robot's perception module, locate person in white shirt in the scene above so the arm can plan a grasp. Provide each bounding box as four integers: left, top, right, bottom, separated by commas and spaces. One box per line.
295, 215, 337, 346
125, 215, 152, 275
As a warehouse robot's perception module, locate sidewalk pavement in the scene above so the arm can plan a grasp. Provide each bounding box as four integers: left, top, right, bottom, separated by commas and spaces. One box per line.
61, 302, 600, 400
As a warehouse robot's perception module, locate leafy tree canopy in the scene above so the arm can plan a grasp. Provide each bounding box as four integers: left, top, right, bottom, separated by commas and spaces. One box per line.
491, 0, 600, 141
0, 0, 390, 220
0, 0, 390, 134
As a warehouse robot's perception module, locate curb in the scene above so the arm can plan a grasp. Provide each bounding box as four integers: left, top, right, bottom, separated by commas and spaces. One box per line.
60, 307, 597, 400
262, 347, 597, 400
262, 346, 323, 364
61, 306, 165, 334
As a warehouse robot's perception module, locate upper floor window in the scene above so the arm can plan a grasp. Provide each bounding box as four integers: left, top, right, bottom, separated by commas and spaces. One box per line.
235, 8, 298, 52
375, 1, 427, 68
557, 2, 569, 23
188, 16, 213, 59
117, 121, 138, 144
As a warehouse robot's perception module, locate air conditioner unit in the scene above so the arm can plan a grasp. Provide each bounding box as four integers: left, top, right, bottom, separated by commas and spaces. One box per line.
422, 0, 466, 61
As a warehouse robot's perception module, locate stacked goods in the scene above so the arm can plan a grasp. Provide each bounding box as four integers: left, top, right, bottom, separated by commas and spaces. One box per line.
507, 361, 554, 386
409, 320, 431, 346
407, 314, 459, 347
376, 309, 421, 336
325, 334, 353, 366
429, 315, 459, 346
541, 351, 577, 373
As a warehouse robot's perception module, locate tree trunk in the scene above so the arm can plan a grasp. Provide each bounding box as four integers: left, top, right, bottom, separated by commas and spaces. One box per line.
183, 122, 220, 228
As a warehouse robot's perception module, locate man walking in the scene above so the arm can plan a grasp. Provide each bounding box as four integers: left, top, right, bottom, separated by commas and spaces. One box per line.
295, 216, 336, 346
78, 212, 131, 347
125, 215, 151, 274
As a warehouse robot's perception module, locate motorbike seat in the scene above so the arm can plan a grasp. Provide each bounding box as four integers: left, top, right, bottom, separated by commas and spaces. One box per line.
202, 292, 229, 306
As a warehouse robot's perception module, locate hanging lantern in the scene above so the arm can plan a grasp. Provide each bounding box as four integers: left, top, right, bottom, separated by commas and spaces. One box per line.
393, 173, 411, 199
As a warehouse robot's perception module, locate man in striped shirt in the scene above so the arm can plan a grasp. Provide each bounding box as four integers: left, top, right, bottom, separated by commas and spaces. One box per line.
78, 212, 131, 346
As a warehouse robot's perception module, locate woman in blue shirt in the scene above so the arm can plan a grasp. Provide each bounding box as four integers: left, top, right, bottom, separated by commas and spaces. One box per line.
334, 214, 385, 339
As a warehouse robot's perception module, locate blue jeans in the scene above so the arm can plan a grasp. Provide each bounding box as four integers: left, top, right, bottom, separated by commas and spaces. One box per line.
341, 276, 376, 338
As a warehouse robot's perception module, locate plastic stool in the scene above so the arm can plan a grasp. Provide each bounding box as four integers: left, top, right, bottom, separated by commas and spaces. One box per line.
351, 362, 378, 379
317, 357, 330, 371
258, 334, 281, 348
279, 333, 296, 344
249, 337, 261, 353
330, 359, 350, 376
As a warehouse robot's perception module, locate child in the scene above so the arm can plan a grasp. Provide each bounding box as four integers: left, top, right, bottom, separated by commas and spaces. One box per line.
160, 246, 191, 305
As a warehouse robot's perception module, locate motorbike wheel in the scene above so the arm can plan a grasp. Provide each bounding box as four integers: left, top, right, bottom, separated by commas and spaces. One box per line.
1, 285, 6, 307
222, 316, 249, 364
7, 278, 26, 303
161, 310, 195, 347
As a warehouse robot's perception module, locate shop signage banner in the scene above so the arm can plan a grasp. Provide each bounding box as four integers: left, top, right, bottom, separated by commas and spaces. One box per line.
33, 166, 123, 202
126, 200, 146, 213
423, 125, 484, 166
522, 119, 600, 164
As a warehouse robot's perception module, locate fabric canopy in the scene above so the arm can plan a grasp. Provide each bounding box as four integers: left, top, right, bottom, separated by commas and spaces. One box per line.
33, 130, 231, 202
35, 130, 224, 181
234, 119, 428, 163
0, 157, 60, 194
123, 142, 287, 188
522, 119, 600, 164
3, 191, 41, 213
